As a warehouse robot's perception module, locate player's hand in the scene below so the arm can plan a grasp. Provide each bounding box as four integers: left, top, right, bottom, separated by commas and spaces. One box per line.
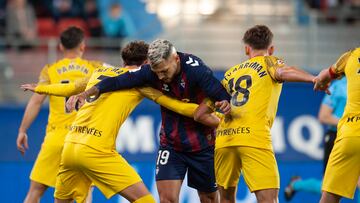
313, 77, 331, 95
215, 100, 231, 115
20, 84, 37, 92
17, 132, 29, 155
66, 93, 86, 112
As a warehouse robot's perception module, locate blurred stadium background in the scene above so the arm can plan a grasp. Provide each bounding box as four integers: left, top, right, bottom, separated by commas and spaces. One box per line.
0, 0, 359, 202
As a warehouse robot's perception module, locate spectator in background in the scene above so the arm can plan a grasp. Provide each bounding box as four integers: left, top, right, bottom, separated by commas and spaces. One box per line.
84, 0, 101, 37
101, 3, 135, 39
6, 0, 37, 49
0, 0, 6, 37
52, 0, 83, 22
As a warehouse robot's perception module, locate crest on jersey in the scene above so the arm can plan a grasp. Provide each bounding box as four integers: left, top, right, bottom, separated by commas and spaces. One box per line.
180, 79, 186, 88
185, 57, 199, 67
277, 59, 284, 65
162, 84, 170, 92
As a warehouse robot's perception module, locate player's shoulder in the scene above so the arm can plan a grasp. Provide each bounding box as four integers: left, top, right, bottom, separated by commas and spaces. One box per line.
263, 55, 284, 65
87, 60, 105, 69
179, 52, 207, 68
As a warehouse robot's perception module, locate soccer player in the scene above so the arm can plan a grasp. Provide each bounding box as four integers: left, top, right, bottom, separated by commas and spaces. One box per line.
27, 40, 203, 203
284, 77, 347, 201
314, 47, 360, 203
16, 26, 98, 203
194, 25, 317, 203
68, 39, 231, 203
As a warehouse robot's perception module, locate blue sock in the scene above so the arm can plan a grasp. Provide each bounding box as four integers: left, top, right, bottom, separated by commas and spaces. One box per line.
292, 178, 322, 194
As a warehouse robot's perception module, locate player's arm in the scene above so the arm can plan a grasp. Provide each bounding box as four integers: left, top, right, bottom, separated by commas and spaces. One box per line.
137, 87, 198, 118
17, 65, 50, 155
264, 56, 314, 83
21, 77, 89, 97
318, 84, 339, 126
318, 104, 339, 126
94, 66, 150, 94
194, 99, 221, 128
191, 63, 231, 114
314, 50, 351, 93
66, 66, 152, 112
17, 93, 47, 155
275, 65, 315, 83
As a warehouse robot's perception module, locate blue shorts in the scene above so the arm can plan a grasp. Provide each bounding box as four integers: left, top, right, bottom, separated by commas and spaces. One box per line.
155, 146, 217, 193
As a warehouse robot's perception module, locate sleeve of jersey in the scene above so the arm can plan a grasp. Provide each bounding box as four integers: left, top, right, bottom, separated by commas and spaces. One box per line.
138, 87, 198, 118
333, 50, 352, 75
95, 67, 149, 94
264, 56, 285, 83
34, 77, 89, 97
192, 64, 231, 102
38, 65, 50, 85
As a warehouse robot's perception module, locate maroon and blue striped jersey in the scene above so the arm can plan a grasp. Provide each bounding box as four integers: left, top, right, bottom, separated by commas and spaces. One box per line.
96, 52, 230, 152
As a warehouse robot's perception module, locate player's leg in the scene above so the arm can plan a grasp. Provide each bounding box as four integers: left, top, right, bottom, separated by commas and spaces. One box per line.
214, 147, 242, 203
186, 146, 218, 203
357, 177, 360, 203
85, 186, 94, 203
54, 143, 92, 203
26, 142, 63, 202
54, 198, 73, 203
24, 180, 48, 203
321, 137, 360, 202
254, 189, 279, 203
157, 180, 183, 203
81, 146, 155, 202
241, 147, 280, 203
217, 186, 236, 203
197, 191, 218, 203
155, 147, 186, 203
319, 192, 341, 203
118, 181, 155, 203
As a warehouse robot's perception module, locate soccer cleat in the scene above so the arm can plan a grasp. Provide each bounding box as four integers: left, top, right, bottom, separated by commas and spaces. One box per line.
284, 176, 301, 201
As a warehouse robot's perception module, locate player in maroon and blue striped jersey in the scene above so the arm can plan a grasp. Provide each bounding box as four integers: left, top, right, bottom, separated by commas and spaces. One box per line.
69, 39, 231, 203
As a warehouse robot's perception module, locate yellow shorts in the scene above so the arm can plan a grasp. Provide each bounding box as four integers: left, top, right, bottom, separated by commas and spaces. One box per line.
322, 137, 360, 199
54, 142, 142, 202
30, 129, 68, 187
215, 146, 279, 192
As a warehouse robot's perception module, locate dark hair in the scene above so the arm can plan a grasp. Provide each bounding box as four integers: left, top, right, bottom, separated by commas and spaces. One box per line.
60, 26, 85, 49
121, 41, 149, 66
242, 25, 273, 50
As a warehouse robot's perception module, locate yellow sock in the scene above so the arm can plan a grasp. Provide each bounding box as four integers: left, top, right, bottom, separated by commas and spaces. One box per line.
133, 194, 156, 203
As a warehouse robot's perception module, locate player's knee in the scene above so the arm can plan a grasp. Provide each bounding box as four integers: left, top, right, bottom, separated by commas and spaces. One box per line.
159, 193, 178, 203
219, 187, 236, 201
255, 191, 278, 203
133, 194, 156, 203
29, 181, 48, 194
198, 191, 218, 202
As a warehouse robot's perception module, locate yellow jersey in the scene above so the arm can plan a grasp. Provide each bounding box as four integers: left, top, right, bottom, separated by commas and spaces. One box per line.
38, 57, 98, 143
64, 65, 198, 152
215, 56, 285, 150
333, 48, 360, 141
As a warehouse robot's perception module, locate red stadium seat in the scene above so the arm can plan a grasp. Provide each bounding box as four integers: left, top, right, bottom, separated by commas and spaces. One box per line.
57, 18, 90, 36
37, 18, 57, 37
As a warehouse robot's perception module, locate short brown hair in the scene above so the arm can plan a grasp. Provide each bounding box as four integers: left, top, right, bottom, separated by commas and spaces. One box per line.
60, 26, 84, 49
121, 41, 149, 66
242, 25, 273, 50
